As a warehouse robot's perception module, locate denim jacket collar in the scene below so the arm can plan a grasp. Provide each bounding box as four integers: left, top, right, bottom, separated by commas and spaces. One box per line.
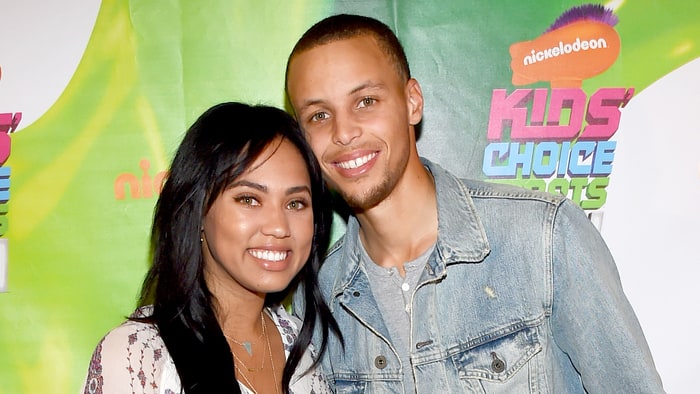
329, 158, 491, 300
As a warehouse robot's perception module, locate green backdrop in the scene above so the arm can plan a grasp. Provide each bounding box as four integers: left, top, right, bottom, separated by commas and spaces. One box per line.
2, 1, 698, 392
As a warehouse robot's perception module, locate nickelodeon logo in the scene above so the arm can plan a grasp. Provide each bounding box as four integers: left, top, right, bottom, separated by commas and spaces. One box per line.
510, 8, 620, 87
114, 159, 167, 200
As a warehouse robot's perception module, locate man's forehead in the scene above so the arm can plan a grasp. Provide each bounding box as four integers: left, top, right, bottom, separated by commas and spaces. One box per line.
286, 35, 402, 110
290, 37, 391, 83
294, 35, 382, 62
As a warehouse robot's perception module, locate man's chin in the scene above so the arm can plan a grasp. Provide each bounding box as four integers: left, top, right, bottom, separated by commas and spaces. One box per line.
340, 185, 388, 212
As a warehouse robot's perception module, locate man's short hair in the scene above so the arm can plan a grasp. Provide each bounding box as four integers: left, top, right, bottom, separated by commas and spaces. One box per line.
286, 14, 411, 83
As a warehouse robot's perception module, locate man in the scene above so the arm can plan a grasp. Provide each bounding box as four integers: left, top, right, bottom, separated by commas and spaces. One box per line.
286, 14, 663, 393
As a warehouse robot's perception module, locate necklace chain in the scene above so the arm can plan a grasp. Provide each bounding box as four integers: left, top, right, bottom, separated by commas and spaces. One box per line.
233, 363, 258, 394
267, 312, 280, 394
231, 339, 265, 372
224, 312, 265, 356
230, 311, 281, 394
227, 312, 265, 372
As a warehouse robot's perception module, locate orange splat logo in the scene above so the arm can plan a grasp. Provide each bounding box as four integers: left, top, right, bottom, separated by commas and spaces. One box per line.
510, 14, 620, 87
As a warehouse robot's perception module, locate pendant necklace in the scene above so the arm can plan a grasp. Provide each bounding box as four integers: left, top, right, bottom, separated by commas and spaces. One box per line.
231, 312, 281, 394
224, 312, 265, 356
226, 312, 266, 372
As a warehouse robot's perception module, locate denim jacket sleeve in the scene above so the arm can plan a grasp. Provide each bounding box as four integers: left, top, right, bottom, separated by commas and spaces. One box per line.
550, 199, 664, 393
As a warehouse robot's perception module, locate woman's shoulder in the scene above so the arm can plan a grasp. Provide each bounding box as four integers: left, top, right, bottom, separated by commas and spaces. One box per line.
101, 315, 162, 352
97, 306, 163, 357
81, 307, 181, 394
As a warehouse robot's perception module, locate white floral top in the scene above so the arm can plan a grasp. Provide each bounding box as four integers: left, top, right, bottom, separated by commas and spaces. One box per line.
81, 305, 331, 394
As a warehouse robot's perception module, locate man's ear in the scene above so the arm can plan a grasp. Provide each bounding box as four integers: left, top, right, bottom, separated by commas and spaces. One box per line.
406, 78, 424, 126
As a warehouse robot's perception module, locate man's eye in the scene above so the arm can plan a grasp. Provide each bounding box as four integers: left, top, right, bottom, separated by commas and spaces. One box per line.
310, 112, 328, 122
358, 97, 375, 108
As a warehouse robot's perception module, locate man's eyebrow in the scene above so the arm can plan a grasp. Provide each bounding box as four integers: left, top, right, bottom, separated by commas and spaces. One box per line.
298, 81, 386, 113
298, 98, 324, 113
349, 81, 385, 95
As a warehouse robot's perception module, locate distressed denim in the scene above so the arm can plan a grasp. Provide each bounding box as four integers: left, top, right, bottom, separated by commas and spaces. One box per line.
305, 159, 664, 393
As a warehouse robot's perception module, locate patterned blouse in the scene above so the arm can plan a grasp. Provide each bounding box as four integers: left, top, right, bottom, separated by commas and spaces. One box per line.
81, 305, 331, 394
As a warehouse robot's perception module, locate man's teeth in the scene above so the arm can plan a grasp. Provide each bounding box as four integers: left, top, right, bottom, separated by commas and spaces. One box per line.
337, 153, 376, 169
250, 250, 287, 261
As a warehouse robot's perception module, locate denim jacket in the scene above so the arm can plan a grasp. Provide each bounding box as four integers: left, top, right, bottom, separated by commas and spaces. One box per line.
308, 159, 663, 393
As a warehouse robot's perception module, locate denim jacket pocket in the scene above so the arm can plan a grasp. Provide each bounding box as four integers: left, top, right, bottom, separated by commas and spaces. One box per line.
452, 325, 542, 386
332, 379, 369, 394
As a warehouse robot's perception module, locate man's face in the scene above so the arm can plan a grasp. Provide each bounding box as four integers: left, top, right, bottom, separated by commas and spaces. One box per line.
286, 35, 423, 210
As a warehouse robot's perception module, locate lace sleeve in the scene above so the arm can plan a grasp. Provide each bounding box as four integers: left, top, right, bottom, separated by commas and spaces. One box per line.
80, 319, 181, 394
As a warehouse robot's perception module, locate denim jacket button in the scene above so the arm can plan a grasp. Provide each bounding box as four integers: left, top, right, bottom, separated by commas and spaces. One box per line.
374, 355, 388, 369
352, 291, 360, 297
491, 352, 506, 373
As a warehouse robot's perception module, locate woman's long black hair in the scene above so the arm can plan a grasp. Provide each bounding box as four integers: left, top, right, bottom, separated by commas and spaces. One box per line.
136, 102, 341, 393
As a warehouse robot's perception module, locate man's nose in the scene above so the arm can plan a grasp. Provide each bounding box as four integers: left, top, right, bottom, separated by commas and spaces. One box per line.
332, 112, 361, 145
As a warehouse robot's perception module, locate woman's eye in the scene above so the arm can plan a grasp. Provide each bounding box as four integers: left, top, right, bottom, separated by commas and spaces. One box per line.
287, 199, 308, 210
236, 196, 259, 206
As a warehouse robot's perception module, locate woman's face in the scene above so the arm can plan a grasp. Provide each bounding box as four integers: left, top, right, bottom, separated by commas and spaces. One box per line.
202, 137, 314, 297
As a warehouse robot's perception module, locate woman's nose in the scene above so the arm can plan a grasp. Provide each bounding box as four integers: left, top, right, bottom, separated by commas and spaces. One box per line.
261, 207, 291, 238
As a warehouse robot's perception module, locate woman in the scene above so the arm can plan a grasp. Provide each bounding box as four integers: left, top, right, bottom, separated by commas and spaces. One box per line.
81, 102, 340, 393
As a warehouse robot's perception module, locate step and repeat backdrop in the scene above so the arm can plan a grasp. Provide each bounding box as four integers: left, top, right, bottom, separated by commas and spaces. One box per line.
1, 1, 698, 392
